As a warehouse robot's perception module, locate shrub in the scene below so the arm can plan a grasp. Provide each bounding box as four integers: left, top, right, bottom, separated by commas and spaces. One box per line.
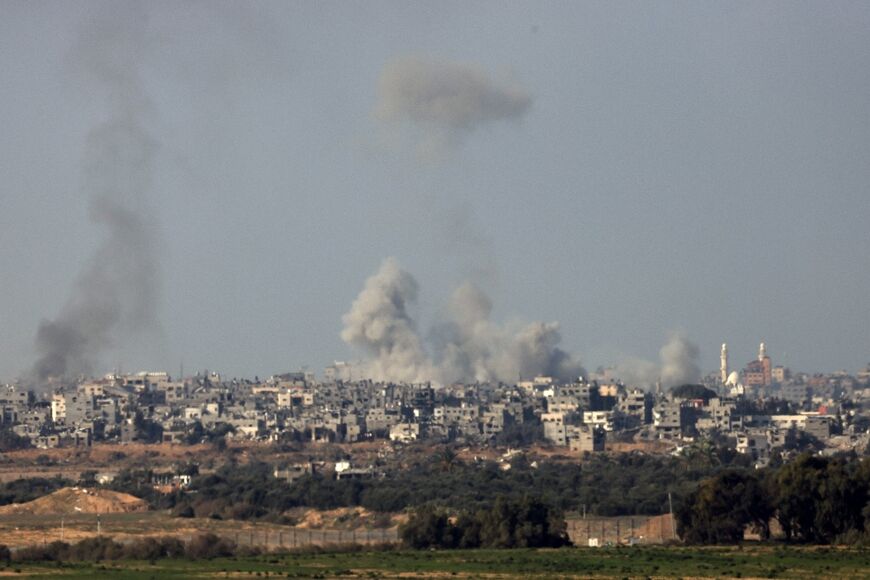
67, 537, 125, 561
185, 533, 236, 559
173, 505, 195, 518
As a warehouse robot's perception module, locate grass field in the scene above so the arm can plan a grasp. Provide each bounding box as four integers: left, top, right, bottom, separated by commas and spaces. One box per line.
5, 545, 870, 579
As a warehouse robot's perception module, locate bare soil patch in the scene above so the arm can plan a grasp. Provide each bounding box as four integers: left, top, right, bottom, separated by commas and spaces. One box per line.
0, 487, 147, 516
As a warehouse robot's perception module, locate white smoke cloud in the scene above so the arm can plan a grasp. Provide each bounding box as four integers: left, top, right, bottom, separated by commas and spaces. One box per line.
342, 260, 584, 385
613, 332, 702, 390
374, 56, 532, 157
340, 258, 435, 383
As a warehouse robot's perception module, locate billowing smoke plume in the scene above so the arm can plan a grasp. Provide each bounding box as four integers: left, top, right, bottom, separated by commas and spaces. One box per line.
613, 332, 702, 389
342, 259, 584, 384
611, 357, 660, 390
659, 332, 701, 388
32, 10, 161, 382
340, 258, 434, 383
433, 283, 583, 384
375, 56, 532, 156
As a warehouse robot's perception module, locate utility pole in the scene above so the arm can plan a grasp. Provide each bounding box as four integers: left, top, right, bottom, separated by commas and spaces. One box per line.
60, 517, 64, 541
668, 492, 676, 540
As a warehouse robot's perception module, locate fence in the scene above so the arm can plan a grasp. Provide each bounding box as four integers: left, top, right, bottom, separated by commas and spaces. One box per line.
565, 514, 676, 546
227, 527, 398, 550
1, 519, 399, 552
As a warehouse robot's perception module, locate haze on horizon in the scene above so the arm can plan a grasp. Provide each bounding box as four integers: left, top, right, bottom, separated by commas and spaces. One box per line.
1, 1, 869, 383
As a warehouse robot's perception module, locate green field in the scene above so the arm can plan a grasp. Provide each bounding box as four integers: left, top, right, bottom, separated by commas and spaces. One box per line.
6, 545, 870, 579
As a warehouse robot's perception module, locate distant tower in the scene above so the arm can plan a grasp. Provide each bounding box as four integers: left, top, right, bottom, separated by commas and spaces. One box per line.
720, 343, 729, 383
758, 342, 767, 361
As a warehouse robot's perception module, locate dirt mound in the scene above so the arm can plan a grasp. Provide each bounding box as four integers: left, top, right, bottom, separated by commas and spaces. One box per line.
0, 487, 148, 516
286, 507, 405, 530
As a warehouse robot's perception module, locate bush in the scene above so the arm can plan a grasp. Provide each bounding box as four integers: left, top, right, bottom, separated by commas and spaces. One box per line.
13, 541, 70, 562
0, 477, 70, 506
173, 505, 195, 518
0, 428, 31, 452
400, 496, 570, 550
13, 535, 225, 563
67, 537, 125, 561
399, 507, 458, 549
185, 533, 236, 559
122, 538, 164, 561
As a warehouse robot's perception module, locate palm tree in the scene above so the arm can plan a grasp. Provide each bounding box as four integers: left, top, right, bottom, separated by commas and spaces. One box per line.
437, 447, 459, 473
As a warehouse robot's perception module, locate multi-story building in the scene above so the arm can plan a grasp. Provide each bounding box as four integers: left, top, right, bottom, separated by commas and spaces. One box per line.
744, 343, 772, 387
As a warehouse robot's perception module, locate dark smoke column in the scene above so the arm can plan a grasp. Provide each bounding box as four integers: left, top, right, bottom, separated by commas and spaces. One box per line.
32, 11, 161, 384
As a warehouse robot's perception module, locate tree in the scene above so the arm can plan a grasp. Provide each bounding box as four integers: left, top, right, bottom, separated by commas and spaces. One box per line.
132, 412, 163, 444
400, 496, 569, 550
677, 469, 773, 544
771, 454, 867, 543
476, 496, 569, 548
399, 507, 458, 549
0, 428, 30, 452
436, 447, 460, 473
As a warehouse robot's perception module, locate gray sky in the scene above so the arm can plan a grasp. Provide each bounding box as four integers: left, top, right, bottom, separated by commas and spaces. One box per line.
2, 1, 869, 381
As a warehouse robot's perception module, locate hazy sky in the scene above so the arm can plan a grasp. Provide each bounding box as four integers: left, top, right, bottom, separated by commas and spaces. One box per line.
2, 1, 869, 381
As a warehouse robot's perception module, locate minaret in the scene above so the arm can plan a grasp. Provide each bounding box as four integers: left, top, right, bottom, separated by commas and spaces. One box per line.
758, 341, 771, 386
720, 343, 729, 383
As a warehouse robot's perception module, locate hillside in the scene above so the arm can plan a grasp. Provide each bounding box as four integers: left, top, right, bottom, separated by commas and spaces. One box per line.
0, 487, 147, 516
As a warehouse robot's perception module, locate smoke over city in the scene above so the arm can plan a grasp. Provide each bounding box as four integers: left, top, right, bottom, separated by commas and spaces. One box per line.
342, 258, 584, 385
375, 56, 532, 156
659, 332, 702, 387
340, 258, 436, 384
614, 332, 702, 389
31, 12, 161, 383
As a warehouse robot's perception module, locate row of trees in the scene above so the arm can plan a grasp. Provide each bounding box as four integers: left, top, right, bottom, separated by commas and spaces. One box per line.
400, 497, 569, 549
151, 452, 721, 521
9, 533, 242, 563
677, 453, 870, 544
0, 477, 69, 507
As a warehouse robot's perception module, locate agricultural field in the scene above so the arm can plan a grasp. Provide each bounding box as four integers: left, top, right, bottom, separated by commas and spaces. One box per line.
6, 545, 870, 579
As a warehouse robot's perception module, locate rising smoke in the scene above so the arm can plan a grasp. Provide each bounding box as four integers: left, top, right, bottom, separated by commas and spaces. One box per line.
613, 332, 702, 389
340, 258, 435, 384
32, 10, 161, 383
659, 332, 702, 387
342, 259, 584, 385
375, 56, 532, 157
